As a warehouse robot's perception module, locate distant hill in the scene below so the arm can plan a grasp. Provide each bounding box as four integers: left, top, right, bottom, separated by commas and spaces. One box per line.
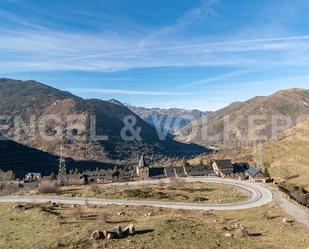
128, 105, 208, 136
191, 118, 309, 191
0, 78, 207, 166
178, 88, 309, 148
0, 135, 116, 177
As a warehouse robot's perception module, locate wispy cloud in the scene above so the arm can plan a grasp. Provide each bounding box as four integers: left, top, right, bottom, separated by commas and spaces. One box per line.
1, 0, 309, 74
1, 27, 309, 73
68, 88, 207, 96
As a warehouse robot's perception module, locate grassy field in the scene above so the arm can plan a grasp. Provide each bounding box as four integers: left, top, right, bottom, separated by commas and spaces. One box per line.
262, 120, 309, 191
0, 201, 308, 249
58, 180, 250, 204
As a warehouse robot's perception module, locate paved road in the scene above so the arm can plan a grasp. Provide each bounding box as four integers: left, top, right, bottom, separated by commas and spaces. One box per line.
0, 177, 273, 211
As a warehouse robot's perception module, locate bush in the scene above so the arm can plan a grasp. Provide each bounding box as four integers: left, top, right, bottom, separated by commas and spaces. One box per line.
68, 177, 81, 186
38, 181, 60, 194
124, 189, 151, 198
0, 182, 19, 195
0, 170, 15, 181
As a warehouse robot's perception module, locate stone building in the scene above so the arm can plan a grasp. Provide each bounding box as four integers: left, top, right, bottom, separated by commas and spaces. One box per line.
212, 160, 234, 177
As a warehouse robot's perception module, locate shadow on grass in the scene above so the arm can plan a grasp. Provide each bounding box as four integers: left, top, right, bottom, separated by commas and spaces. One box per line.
135, 229, 155, 235
107, 219, 134, 224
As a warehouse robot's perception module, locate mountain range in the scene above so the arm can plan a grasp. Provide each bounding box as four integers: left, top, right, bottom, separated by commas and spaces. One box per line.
128, 105, 208, 136
178, 88, 309, 148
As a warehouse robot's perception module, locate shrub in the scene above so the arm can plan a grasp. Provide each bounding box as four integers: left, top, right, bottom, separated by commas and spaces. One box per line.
68, 177, 81, 186
124, 189, 151, 198
38, 180, 60, 194
0, 182, 19, 195
0, 170, 15, 181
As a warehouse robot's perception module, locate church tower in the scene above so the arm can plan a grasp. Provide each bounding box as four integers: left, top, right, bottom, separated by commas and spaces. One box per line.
136, 153, 149, 179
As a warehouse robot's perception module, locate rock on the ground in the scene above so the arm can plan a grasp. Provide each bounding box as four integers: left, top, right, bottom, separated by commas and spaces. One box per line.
246, 230, 263, 236
144, 212, 153, 217
224, 232, 233, 237
106, 232, 115, 240
91, 230, 105, 240
115, 226, 123, 238
123, 224, 135, 235
117, 211, 126, 216
282, 217, 294, 224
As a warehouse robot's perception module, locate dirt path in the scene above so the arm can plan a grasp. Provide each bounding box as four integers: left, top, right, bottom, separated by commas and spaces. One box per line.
270, 186, 309, 229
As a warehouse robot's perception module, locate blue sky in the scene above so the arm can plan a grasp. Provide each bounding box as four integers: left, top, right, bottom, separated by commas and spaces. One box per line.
1, 0, 309, 111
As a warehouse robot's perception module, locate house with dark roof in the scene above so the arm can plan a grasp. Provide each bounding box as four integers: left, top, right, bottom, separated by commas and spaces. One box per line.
149, 167, 166, 179
245, 166, 266, 183
212, 160, 234, 177
83, 169, 113, 183
184, 165, 216, 177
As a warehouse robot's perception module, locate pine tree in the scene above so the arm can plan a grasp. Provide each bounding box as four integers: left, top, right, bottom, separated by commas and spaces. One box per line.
264, 167, 270, 178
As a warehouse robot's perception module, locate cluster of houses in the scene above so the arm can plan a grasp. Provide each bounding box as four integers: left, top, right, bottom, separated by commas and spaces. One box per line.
22, 154, 267, 188
136, 154, 267, 183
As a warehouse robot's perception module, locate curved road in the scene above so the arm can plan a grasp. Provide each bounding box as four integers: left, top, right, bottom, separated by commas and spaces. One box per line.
0, 178, 272, 211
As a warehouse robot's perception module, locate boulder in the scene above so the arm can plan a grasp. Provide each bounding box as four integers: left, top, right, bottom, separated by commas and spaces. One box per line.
224, 232, 233, 237
90, 230, 105, 240
123, 224, 135, 236
106, 232, 116, 240
117, 211, 126, 216
282, 217, 294, 224
144, 212, 153, 217
102, 229, 108, 239
115, 226, 123, 238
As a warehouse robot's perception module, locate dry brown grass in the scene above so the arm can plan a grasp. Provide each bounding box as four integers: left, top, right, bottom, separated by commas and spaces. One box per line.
70, 206, 83, 218
0, 202, 308, 249
60, 181, 250, 204
168, 177, 185, 190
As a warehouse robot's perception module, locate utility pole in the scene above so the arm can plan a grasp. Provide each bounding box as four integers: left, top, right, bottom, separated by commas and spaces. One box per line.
58, 143, 67, 185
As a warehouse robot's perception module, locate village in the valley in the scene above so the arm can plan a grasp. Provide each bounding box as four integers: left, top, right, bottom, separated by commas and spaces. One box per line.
21, 152, 267, 190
